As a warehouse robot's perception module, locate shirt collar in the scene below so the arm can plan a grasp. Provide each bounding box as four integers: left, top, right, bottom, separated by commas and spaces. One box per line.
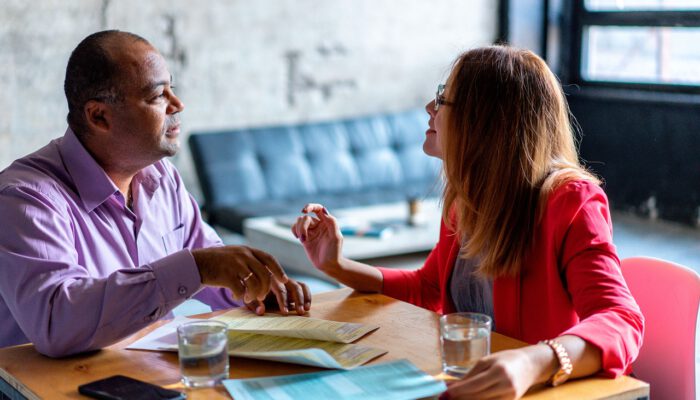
133, 161, 163, 204
58, 128, 163, 212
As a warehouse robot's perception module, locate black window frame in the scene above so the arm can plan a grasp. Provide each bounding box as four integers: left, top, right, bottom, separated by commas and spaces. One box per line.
564, 0, 700, 95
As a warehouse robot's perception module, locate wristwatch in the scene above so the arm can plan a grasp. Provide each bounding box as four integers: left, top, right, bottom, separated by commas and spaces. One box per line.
539, 339, 573, 386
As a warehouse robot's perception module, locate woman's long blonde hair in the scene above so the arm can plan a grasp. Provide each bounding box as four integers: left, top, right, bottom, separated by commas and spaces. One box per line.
441, 45, 599, 277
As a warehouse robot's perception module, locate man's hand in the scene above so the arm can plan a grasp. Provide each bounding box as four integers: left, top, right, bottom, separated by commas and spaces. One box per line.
192, 245, 288, 304
245, 278, 312, 316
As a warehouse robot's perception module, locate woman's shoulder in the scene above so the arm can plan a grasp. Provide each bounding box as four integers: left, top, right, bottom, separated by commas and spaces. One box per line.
546, 179, 608, 212
539, 179, 610, 234
538, 179, 613, 255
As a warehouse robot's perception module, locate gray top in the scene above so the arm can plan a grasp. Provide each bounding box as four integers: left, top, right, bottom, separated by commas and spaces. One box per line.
449, 254, 495, 324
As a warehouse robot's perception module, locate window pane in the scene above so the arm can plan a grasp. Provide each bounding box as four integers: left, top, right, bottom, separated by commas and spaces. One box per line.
586, 0, 700, 11
582, 26, 700, 85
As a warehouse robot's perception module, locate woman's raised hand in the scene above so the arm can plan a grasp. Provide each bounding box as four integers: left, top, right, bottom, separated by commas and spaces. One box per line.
292, 203, 344, 275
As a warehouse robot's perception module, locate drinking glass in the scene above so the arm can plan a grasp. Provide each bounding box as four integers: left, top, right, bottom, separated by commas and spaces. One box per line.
177, 320, 229, 387
439, 312, 492, 377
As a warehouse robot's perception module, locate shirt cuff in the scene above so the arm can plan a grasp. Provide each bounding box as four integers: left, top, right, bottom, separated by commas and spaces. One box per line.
149, 249, 203, 304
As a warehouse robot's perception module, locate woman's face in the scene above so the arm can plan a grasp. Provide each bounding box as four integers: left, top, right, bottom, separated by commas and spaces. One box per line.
423, 77, 452, 160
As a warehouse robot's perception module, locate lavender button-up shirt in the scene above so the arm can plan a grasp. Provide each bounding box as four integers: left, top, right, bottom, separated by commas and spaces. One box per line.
0, 128, 239, 356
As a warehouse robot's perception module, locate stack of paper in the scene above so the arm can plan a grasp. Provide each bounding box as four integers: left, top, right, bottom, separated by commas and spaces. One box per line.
127, 310, 386, 369
223, 359, 447, 400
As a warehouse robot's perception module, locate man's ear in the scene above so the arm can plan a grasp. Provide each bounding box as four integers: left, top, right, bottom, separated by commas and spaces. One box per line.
84, 100, 111, 134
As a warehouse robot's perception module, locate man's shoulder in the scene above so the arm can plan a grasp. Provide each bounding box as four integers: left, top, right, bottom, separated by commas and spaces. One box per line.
0, 140, 66, 201
0, 173, 66, 208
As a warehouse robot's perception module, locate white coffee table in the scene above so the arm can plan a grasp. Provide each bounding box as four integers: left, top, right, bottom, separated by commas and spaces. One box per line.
243, 199, 442, 282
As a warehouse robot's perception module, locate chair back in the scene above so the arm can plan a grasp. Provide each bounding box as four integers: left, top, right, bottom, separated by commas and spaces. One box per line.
621, 256, 700, 400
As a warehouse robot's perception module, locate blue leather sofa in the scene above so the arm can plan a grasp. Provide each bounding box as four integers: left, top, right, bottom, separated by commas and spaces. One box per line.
188, 109, 442, 233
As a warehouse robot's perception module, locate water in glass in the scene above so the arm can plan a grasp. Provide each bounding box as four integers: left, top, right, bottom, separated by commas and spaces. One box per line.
178, 322, 229, 388
441, 325, 490, 377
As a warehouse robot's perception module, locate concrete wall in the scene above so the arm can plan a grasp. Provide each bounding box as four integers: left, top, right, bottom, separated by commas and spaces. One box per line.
0, 0, 498, 197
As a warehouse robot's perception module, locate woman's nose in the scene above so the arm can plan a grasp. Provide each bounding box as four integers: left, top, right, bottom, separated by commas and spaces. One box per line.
425, 100, 436, 116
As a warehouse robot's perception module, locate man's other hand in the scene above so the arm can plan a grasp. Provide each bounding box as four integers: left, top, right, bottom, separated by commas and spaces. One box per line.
245, 278, 312, 316
192, 245, 288, 303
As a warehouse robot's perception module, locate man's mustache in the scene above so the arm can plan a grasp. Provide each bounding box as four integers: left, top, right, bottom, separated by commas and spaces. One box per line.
165, 116, 180, 130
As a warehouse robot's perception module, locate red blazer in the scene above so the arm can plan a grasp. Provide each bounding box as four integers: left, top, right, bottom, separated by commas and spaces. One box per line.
379, 180, 644, 377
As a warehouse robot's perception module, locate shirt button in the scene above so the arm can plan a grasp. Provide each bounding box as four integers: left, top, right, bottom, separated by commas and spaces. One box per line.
178, 286, 188, 296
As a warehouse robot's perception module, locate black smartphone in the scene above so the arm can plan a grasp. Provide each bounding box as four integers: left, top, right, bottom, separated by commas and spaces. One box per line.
78, 375, 186, 400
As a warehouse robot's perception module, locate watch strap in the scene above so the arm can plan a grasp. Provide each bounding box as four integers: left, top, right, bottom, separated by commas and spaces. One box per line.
539, 339, 573, 386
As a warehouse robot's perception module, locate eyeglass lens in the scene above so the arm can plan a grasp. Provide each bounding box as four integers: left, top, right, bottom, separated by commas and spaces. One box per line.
434, 84, 446, 111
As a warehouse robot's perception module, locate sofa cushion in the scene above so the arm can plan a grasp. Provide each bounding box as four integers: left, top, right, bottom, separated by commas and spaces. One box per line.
189, 109, 441, 233
298, 122, 361, 193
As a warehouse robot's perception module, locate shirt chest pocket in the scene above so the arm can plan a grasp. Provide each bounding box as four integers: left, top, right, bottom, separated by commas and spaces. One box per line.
161, 223, 185, 255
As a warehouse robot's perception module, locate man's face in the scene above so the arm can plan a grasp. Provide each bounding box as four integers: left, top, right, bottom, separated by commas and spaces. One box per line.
107, 41, 184, 165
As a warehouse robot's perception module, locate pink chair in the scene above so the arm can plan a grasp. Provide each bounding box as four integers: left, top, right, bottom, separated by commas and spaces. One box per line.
621, 257, 700, 400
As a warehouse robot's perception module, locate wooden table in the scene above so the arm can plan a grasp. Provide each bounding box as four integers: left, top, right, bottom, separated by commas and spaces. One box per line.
0, 288, 648, 400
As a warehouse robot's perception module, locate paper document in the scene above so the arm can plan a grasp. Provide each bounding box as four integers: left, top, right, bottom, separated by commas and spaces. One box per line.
211, 308, 379, 343
126, 316, 195, 351
226, 331, 385, 369
223, 359, 447, 400
127, 311, 385, 369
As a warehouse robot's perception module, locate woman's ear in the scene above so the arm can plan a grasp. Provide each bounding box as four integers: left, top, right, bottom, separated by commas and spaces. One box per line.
84, 100, 111, 134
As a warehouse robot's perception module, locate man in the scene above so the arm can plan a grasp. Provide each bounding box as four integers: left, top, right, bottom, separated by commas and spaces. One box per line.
0, 30, 310, 357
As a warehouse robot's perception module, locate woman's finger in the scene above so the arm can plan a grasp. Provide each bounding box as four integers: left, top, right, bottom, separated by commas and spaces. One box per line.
300, 215, 316, 240
291, 218, 300, 238
326, 213, 344, 239
447, 379, 513, 400
292, 217, 308, 239
301, 203, 325, 214
304, 204, 335, 224
447, 368, 502, 397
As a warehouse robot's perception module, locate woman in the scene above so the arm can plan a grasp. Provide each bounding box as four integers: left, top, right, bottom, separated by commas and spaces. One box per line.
292, 46, 643, 399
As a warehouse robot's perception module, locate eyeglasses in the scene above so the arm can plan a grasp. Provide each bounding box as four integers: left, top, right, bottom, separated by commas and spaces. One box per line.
434, 83, 454, 112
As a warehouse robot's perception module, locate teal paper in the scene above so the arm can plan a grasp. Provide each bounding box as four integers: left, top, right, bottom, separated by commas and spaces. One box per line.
223, 359, 446, 400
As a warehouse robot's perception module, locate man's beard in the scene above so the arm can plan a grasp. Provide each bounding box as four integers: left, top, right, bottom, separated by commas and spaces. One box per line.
160, 115, 180, 157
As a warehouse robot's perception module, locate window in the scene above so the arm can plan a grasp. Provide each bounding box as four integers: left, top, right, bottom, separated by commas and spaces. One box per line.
568, 0, 700, 91
585, 0, 700, 12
